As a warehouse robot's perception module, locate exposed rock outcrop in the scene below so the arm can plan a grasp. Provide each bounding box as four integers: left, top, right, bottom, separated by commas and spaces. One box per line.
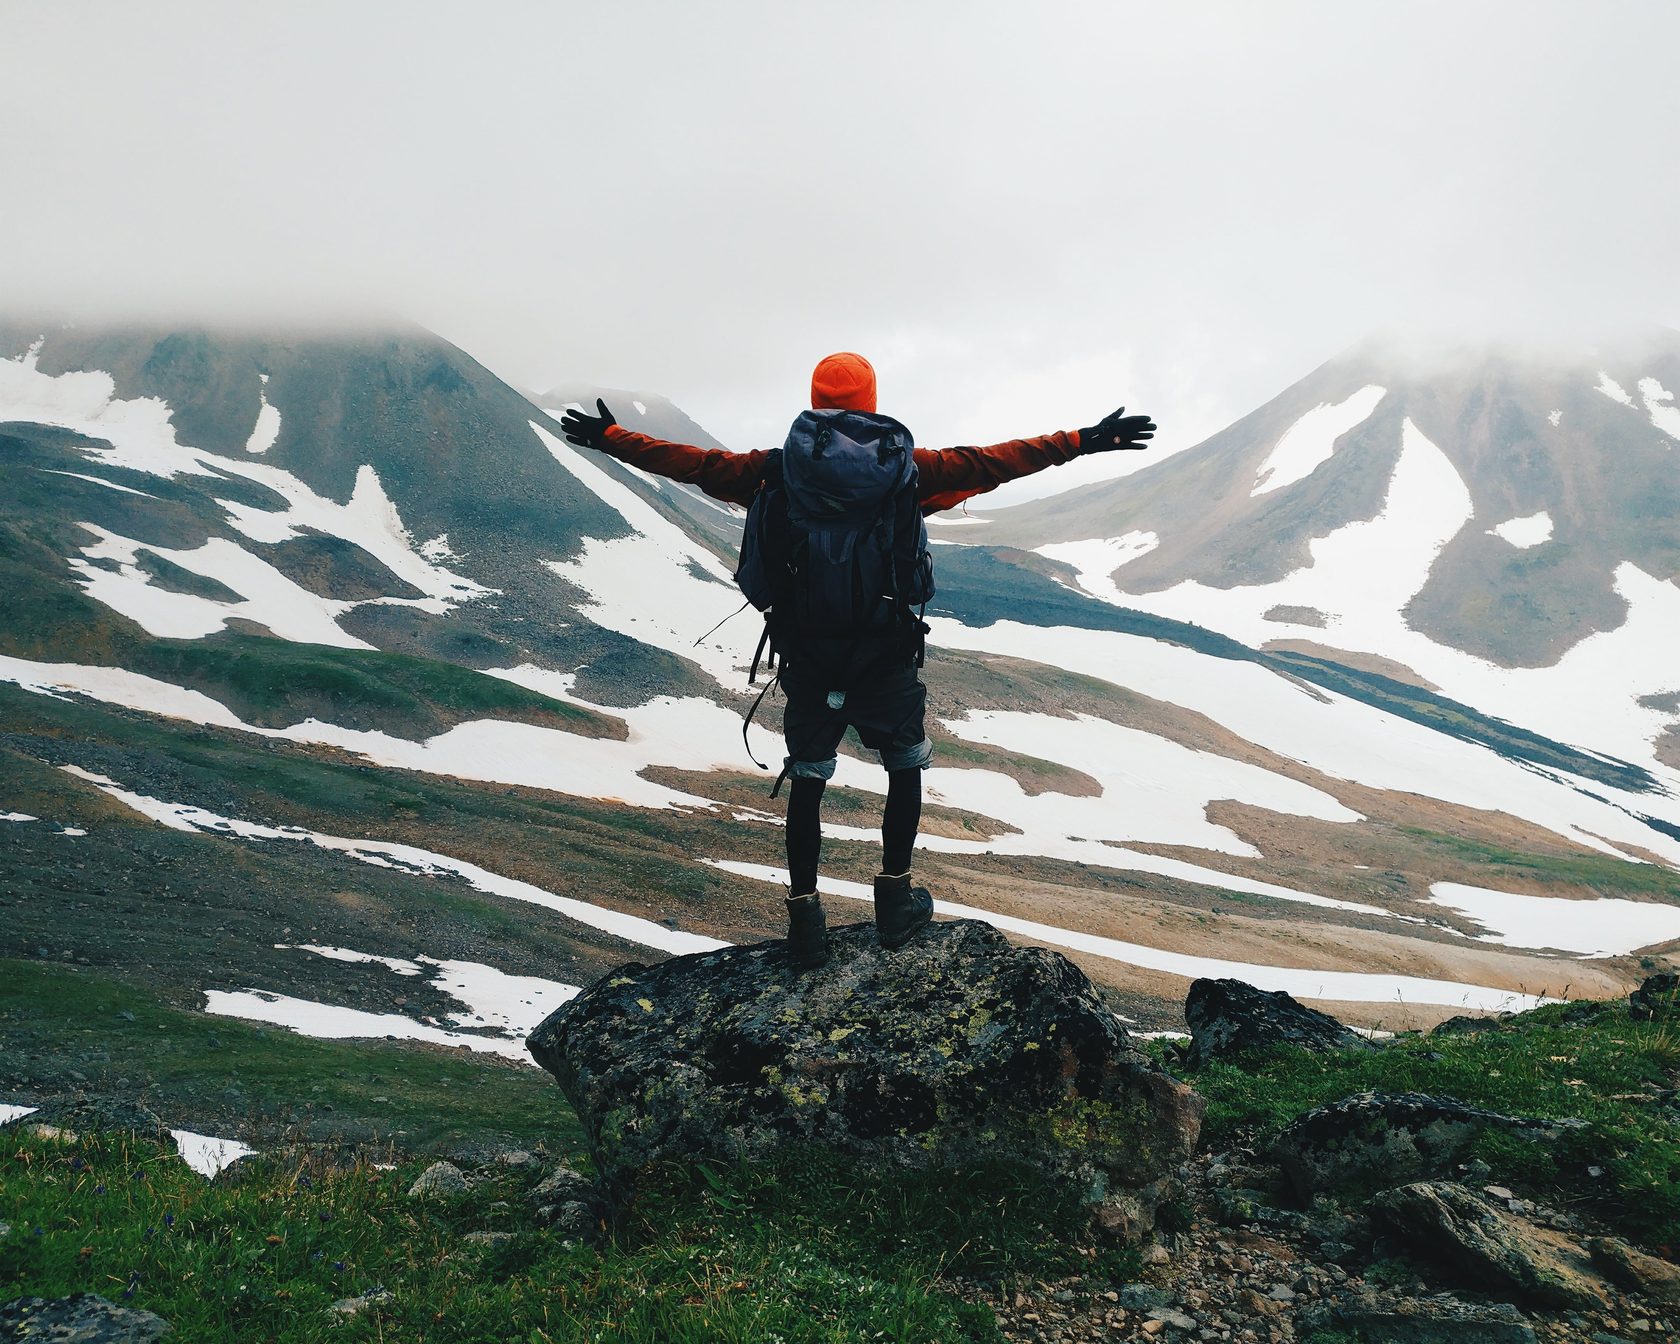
1630, 971, 1680, 1021
1371, 1180, 1611, 1310
1588, 1235, 1680, 1304
528, 918, 1202, 1241
1183, 977, 1373, 1067
0, 1294, 172, 1342
1271, 1091, 1584, 1200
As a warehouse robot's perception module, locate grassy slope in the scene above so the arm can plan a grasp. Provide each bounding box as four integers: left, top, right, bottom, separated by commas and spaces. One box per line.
1168, 996, 1680, 1247
0, 961, 569, 1156
0, 1129, 1127, 1344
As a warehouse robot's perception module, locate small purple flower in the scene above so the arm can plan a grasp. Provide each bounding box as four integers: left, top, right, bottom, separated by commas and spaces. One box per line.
95, 1184, 106, 1195
163, 1213, 175, 1228
69, 1157, 84, 1171
332, 1261, 344, 1272
143, 1227, 155, 1240
318, 1211, 332, 1223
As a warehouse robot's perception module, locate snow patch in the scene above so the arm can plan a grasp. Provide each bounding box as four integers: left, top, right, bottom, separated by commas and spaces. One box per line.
532, 422, 752, 686
1596, 372, 1635, 407
1250, 385, 1386, 497
632, 399, 648, 415
710, 861, 1554, 1013
203, 989, 537, 1062
245, 380, 281, 454
277, 943, 580, 1038
418, 533, 457, 561
0, 1104, 39, 1125
1487, 511, 1553, 548
1, 812, 36, 823
170, 1129, 255, 1179
1036, 532, 1159, 602
1639, 377, 1680, 441
1548, 409, 1562, 427
41, 469, 156, 498
67, 523, 375, 647
1428, 882, 1680, 958
58, 827, 87, 837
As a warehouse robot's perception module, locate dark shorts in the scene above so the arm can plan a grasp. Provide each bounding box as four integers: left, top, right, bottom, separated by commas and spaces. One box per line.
779, 662, 934, 781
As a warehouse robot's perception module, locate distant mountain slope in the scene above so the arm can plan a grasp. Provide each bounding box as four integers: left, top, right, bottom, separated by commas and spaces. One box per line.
986, 332, 1680, 668
0, 320, 725, 702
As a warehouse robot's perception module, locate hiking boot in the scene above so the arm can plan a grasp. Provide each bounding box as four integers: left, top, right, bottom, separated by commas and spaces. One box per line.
785, 892, 830, 970
873, 872, 933, 949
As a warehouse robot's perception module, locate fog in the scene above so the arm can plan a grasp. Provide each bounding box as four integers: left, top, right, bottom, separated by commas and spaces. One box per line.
4, 1, 1676, 504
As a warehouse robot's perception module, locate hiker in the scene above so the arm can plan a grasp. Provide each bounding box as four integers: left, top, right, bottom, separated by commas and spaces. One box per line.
560, 352, 1154, 968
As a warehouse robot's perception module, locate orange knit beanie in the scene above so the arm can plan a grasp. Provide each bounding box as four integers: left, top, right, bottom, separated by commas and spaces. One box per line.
810, 352, 877, 414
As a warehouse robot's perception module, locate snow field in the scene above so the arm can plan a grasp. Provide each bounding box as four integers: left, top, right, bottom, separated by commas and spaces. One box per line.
1049, 413, 1680, 782
531, 422, 753, 687
0, 651, 778, 812
931, 708, 1363, 859
707, 861, 1552, 1014
927, 617, 1680, 868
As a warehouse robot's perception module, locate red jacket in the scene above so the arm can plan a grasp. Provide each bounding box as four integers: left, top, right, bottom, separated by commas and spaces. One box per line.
597, 424, 1084, 514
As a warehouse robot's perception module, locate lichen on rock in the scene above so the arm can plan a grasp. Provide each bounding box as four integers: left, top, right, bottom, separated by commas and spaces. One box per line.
528, 918, 1202, 1241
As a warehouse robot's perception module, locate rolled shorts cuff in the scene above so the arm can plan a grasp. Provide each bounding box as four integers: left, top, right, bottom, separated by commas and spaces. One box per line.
784, 755, 838, 781
879, 737, 934, 772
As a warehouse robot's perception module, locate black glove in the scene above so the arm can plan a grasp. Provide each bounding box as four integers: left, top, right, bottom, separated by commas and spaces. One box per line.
559, 397, 617, 450
1079, 406, 1156, 453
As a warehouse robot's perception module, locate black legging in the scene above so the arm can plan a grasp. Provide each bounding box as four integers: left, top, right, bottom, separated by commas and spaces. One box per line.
786, 767, 923, 895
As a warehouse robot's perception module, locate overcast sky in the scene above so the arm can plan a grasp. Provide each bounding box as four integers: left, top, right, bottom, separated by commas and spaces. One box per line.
4, 1, 1678, 504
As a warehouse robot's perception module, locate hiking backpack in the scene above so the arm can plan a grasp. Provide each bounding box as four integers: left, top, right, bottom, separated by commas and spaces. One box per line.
735, 409, 934, 691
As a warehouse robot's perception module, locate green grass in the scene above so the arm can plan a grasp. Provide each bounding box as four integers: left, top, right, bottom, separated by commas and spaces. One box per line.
1171, 999, 1680, 1246
0, 960, 575, 1156
128, 634, 620, 740
0, 1135, 1126, 1342
1399, 828, 1680, 900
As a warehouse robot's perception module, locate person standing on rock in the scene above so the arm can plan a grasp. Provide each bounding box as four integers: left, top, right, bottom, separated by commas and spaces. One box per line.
560, 353, 1154, 969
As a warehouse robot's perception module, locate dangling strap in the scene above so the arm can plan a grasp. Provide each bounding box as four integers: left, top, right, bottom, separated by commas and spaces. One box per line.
694, 598, 750, 647
742, 671, 780, 770
749, 620, 773, 684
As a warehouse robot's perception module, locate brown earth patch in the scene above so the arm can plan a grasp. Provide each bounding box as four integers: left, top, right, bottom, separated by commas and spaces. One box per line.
1261, 639, 1442, 691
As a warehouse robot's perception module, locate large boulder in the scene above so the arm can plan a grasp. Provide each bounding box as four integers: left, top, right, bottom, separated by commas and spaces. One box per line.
528, 918, 1203, 1240
1371, 1181, 1611, 1310
1272, 1091, 1585, 1200
1183, 977, 1373, 1067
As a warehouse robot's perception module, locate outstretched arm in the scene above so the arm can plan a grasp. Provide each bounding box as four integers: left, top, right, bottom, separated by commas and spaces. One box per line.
558, 399, 769, 508
914, 407, 1156, 513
